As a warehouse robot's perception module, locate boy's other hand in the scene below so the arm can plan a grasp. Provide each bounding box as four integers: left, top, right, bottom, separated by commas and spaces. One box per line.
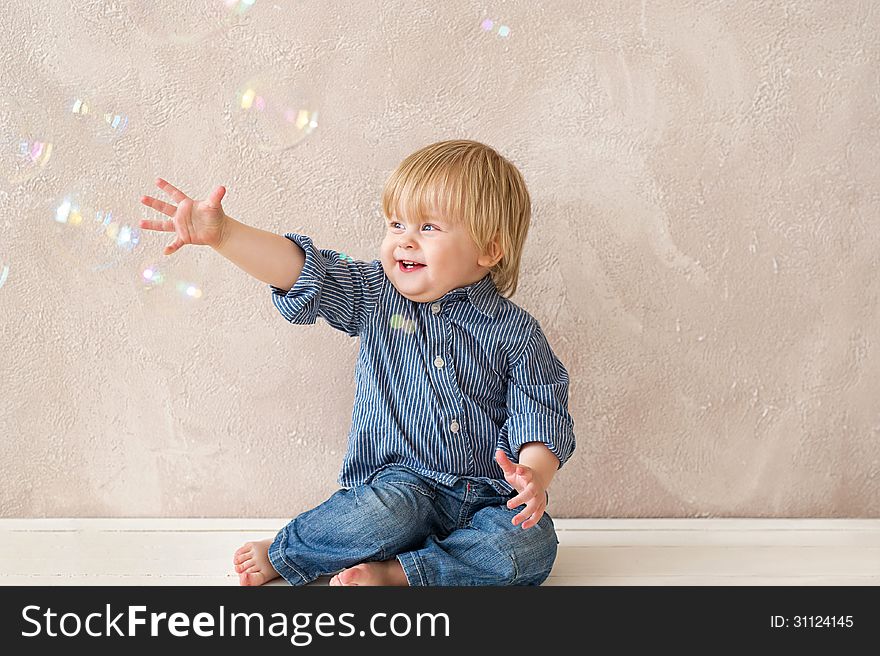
139, 178, 228, 255
495, 449, 548, 530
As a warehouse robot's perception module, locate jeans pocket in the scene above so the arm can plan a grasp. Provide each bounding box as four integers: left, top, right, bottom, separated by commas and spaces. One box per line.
372, 467, 436, 499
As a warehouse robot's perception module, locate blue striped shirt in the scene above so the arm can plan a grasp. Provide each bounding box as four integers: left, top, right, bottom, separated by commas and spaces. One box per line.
269, 232, 576, 495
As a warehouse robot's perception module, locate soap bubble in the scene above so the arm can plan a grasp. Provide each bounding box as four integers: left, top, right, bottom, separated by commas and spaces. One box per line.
61, 79, 146, 147
141, 264, 167, 289
2, 138, 53, 185
123, 0, 257, 46
177, 280, 204, 299
0, 256, 9, 292
480, 18, 511, 38
69, 96, 131, 143
51, 183, 144, 273
0, 98, 55, 185
141, 263, 204, 302
225, 0, 257, 14
389, 313, 417, 333
231, 72, 318, 152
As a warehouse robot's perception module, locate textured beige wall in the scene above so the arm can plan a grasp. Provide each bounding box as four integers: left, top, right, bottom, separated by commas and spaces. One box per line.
1, 1, 878, 518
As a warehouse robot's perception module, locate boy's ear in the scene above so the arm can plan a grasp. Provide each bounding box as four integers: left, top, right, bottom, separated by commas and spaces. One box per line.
478, 236, 503, 268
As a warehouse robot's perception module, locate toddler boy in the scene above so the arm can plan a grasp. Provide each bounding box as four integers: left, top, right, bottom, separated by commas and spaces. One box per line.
139, 139, 575, 586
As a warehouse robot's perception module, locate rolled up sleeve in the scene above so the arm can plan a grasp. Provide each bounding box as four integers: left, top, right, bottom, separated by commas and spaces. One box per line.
502, 321, 576, 468
269, 233, 384, 337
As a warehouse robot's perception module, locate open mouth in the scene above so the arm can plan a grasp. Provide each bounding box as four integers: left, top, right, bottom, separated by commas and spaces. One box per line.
398, 260, 426, 272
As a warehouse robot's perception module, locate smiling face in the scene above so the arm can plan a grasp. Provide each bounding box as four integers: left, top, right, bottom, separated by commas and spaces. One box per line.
380, 210, 497, 303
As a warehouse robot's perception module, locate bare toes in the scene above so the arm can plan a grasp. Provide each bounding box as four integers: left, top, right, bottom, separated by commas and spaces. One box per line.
338, 567, 361, 585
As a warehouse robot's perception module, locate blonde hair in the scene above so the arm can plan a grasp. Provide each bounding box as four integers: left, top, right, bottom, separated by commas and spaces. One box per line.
381, 139, 531, 298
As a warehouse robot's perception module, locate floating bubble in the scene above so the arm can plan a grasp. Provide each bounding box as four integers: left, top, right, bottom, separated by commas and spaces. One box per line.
69, 96, 131, 142
232, 72, 318, 152
480, 18, 511, 38
141, 265, 166, 288
389, 313, 416, 333
7, 139, 52, 183
225, 0, 257, 14
139, 263, 205, 303
51, 184, 143, 272
123, 0, 256, 46
55, 194, 140, 252
176, 280, 204, 299
0, 97, 56, 184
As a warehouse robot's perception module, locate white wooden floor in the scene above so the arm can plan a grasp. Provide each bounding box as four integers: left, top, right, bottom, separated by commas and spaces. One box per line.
2, 519, 878, 585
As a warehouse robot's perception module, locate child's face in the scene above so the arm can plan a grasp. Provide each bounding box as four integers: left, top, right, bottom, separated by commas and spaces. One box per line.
380, 209, 494, 303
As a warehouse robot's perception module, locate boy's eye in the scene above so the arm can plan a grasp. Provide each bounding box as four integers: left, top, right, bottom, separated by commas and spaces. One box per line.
388, 222, 438, 231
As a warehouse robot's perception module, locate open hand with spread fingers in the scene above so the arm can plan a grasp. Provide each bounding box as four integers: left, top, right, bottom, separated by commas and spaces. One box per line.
139, 178, 229, 255
495, 448, 549, 530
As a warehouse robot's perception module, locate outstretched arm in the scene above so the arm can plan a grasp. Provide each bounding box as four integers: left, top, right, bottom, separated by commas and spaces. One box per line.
214, 214, 304, 291
140, 178, 305, 291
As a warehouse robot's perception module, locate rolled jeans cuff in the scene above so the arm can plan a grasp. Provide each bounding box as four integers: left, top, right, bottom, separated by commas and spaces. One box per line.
396, 551, 428, 587
268, 528, 310, 585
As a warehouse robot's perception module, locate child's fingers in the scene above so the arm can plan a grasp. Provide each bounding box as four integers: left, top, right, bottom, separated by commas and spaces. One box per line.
155, 177, 188, 203
495, 449, 515, 472
506, 486, 535, 510
141, 194, 177, 217
164, 238, 184, 256
175, 198, 193, 244
207, 185, 226, 207
512, 506, 534, 527
520, 510, 543, 530
139, 218, 174, 232
513, 500, 543, 529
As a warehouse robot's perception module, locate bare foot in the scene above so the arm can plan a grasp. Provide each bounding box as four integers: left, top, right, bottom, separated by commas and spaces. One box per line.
233, 539, 281, 586
329, 558, 409, 586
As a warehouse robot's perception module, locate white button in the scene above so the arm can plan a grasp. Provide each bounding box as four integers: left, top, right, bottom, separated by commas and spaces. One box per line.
431, 303, 441, 314
450, 420, 460, 434
433, 356, 444, 368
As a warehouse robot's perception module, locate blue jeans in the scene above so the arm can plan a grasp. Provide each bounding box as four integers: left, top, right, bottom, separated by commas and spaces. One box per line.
268, 464, 559, 586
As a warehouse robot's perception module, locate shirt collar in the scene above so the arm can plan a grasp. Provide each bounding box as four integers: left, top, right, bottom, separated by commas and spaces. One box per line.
437, 274, 500, 319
